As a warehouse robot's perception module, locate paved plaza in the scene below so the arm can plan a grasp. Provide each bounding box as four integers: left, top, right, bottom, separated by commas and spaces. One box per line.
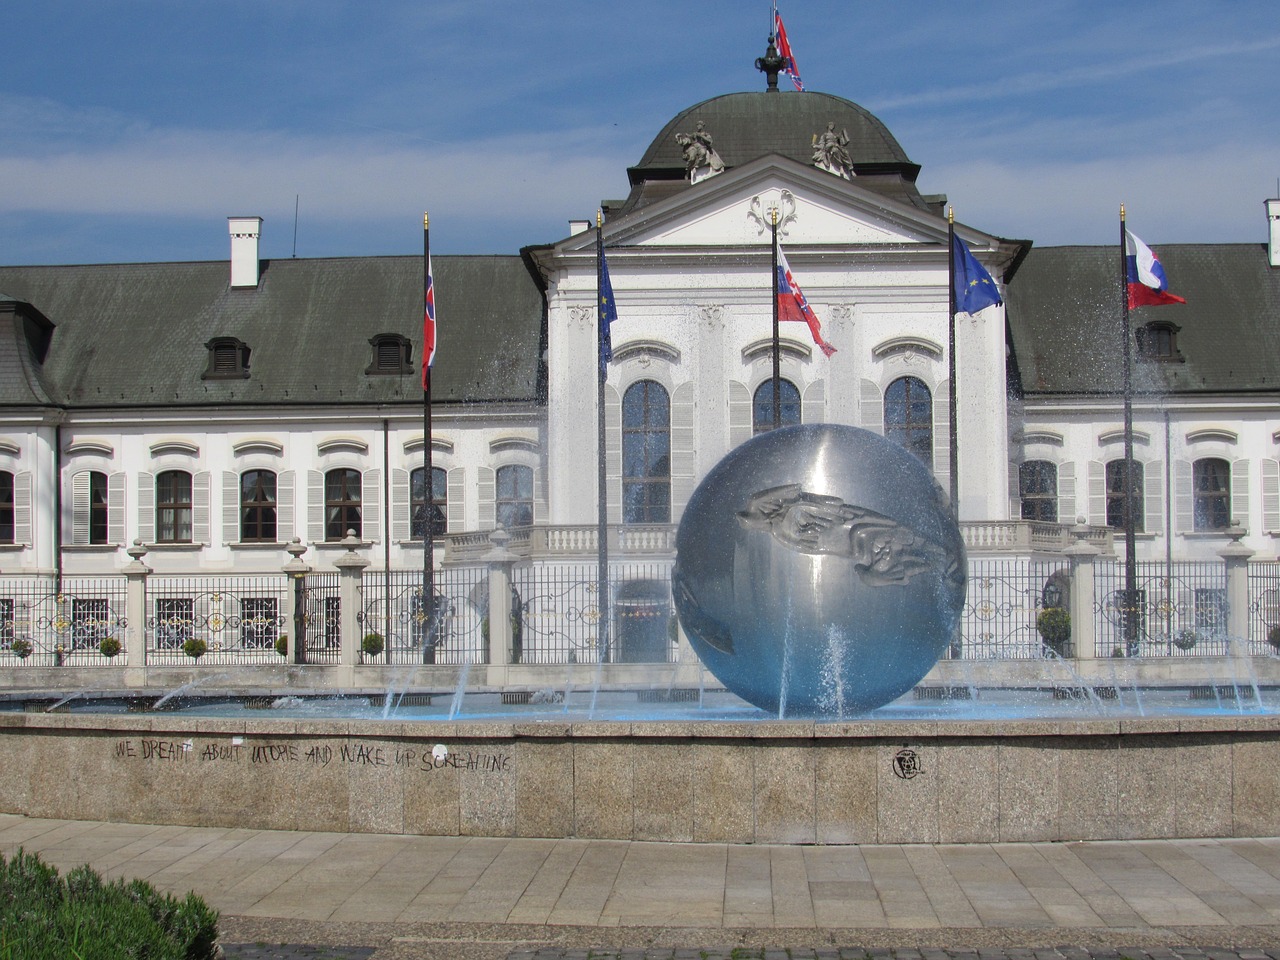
6, 814, 1280, 959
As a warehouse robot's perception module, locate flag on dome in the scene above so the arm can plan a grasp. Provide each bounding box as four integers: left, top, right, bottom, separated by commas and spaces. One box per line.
777, 246, 835, 357
950, 233, 1003, 315
1125, 229, 1186, 308
774, 9, 805, 92
421, 253, 436, 389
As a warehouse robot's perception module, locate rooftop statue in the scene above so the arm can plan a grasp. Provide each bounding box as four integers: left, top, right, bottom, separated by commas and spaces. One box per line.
676, 120, 725, 183
812, 122, 854, 179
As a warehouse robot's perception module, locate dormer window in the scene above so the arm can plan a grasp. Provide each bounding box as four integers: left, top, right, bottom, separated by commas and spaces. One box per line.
366, 334, 414, 376
1135, 321, 1183, 362
202, 337, 251, 379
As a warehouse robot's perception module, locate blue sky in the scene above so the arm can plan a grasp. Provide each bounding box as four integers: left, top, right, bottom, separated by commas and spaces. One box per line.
3, 1, 1277, 265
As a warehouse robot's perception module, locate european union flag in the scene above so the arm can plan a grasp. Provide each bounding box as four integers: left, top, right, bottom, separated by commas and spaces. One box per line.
951, 233, 1003, 315
599, 250, 618, 376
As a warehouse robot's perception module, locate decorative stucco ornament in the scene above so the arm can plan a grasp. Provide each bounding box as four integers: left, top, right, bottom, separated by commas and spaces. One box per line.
672, 424, 966, 717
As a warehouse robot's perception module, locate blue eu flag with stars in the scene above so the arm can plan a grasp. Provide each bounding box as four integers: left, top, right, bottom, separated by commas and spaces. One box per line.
951, 233, 1003, 315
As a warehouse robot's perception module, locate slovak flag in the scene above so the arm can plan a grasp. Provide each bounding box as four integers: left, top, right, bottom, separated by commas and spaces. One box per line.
774, 11, 805, 92
421, 254, 437, 389
1125, 230, 1185, 308
777, 247, 835, 357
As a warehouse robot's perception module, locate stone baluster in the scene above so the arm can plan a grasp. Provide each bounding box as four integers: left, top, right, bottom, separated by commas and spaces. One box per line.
333, 530, 370, 666
484, 526, 521, 666
281, 539, 311, 664
122, 540, 150, 679
1219, 523, 1254, 644
1064, 518, 1100, 661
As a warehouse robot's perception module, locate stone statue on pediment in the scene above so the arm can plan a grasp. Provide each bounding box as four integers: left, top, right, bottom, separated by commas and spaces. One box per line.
676, 121, 725, 183
812, 122, 854, 179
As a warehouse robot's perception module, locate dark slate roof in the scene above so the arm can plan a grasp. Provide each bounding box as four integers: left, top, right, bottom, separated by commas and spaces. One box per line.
618, 91, 929, 217
1005, 243, 1280, 396
0, 255, 545, 409
0, 297, 57, 407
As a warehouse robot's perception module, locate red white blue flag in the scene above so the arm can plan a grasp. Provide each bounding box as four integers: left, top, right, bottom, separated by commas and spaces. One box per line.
775, 11, 805, 92
777, 247, 835, 357
421, 254, 437, 388
1125, 230, 1185, 308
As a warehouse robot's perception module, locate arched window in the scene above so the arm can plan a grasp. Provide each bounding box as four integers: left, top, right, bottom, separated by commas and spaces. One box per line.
324, 468, 362, 541
1019, 461, 1058, 522
86, 470, 109, 545
752, 379, 801, 435
496, 465, 533, 529
240, 470, 277, 542
411, 466, 447, 538
1106, 460, 1144, 533
1193, 458, 1231, 531
0, 471, 12, 544
884, 376, 932, 468
622, 380, 671, 524
156, 470, 193, 543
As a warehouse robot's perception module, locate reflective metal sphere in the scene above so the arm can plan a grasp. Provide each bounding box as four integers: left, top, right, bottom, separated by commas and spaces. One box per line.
673, 424, 966, 717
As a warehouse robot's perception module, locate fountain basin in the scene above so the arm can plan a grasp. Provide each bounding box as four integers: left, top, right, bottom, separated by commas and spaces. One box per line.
4, 708, 1279, 844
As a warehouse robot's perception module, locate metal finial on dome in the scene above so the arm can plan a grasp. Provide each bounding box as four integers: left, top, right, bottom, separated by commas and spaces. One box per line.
755, 35, 785, 92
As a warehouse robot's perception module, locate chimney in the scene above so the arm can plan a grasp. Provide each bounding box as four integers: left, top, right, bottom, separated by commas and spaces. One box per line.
228, 216, 263, 288
1268, 199, 1280, 268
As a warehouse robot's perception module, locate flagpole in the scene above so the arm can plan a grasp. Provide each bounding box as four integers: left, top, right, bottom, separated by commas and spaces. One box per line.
771, 208, 781, 431
947, 207, 959, 516
422, 211, 436, 664
596, 211, 611, 664
1120, 203, 1138, 656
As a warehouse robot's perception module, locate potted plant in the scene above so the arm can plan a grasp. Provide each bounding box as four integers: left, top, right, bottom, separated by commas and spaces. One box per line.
1036, 606, 1071, 657
1268, 624, 1280, 651
183, 636, 207, 660
275, 634, 289, 658
361, 632, 385, 659
10, 637, 32, 660
1172, 629, 1199, 651
98, 635, 121, 658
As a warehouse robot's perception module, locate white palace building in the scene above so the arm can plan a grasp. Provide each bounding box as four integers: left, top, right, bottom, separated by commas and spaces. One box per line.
1, 62, 1280, 694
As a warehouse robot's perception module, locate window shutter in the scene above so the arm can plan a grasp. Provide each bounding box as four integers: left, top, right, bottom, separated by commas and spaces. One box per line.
222, 471, 239, 544
1087, 460, 1105, 527
108, 472, 126, 545
932, 379, 950, 489
1174, 459, 1193, 534
1058, 461, 1077, 526
137, 472, 155, 543
1263, 459, 1280, 532
193, 471, 211, 544
604, 384, 621, 525
71, 471, 91, 545
447, 467, 465, 532
1231, 459, 1250, 531
14, 471, 31, 546
277, 470, 294, 542
801, 379, 825, 425
362, 469, 381, 543
307, 470, 324, 543
860, 379, 883, 435
534, 460, 548, 524
477, 466, 496, 530
671, 382, 696, 520
1008, 461, 1021, 520
728, 381, 751, 449
391, 468, 410, 541
1144, 461, 1164, 539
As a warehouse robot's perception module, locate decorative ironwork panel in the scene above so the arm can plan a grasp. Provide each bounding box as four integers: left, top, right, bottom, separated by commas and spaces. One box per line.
1248, 561, 1280, 655
0, 577, 127, 666
302, 572, 342, 663
1094, 560, 1228, 658
146, 575, 289, 665
958, 559, 1064, 660
358, 567, 486, 665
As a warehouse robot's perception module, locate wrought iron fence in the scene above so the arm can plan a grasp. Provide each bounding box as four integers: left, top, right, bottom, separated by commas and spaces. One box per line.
1248, 561, 1280, 655
0, 577, 128, 667
1094, 560, 1229, 657
357, 566, 487, 665
145, 575, 290, 665
513, 560, 676, 664
301, 572, 342, 664
957, 559, 1065, 660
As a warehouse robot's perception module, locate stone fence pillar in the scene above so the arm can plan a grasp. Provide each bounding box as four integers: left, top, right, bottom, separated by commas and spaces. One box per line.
281, 539, 311, 664
1220, 525, 1254, 644
1065, 521, 1100, 661
122, 540, 150, 679
333, 531, 370, 666
484, 527, 520, 666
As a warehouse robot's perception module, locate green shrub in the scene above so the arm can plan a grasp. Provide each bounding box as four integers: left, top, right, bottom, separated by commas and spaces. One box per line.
182, 637, 207, 660
0, 848, 220, 959
1172, 628, 1199, 651
1036, 606, 1071, 656
1269, 624, 1280, 651
98, 635, 121, 658
9, 637, 33, 659
275, 634, 289, 657
361, 632, 385, 658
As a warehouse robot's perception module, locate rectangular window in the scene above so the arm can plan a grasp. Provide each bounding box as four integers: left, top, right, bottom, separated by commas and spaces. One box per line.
241, 597, 279, 649
323, 597, 341, 648
71, 598, 110, 650
89, 472, 109, 545
155, 597, 194, 649
0, 598, 14, 647
1194, 588, 1227, 636
156, 471, 193, 543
